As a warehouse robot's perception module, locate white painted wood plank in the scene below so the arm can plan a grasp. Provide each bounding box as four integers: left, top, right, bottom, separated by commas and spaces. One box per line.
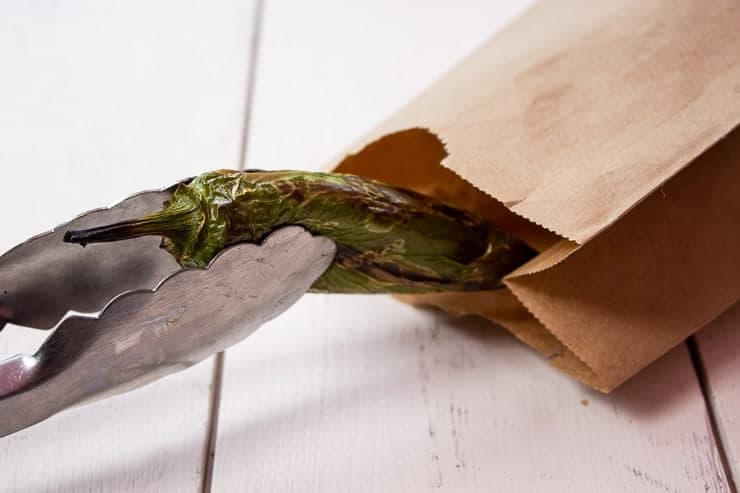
245, 0, 533, 171
695, 301, 740, 486
213, 1, 730, 490
0, 1, 256, 491
214, 296, 728, 492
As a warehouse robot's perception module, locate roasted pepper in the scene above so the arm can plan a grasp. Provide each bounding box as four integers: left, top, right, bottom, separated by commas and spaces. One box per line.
64, 170, 535, 293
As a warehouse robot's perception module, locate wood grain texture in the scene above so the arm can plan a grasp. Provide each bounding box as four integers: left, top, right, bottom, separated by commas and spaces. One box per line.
213, 296, 729, 492
0, 1, 256, 491
695, 302, 740, 486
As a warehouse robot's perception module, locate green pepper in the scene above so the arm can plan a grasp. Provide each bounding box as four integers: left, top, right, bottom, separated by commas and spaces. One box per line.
64, 170, 535, 294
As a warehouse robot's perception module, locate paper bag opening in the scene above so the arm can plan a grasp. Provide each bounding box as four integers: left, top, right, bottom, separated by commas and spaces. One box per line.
334, 125, 740, 392
334, 127, 597, 387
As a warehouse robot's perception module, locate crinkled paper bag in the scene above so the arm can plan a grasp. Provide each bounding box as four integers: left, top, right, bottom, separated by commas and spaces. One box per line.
332, 0, 740, 391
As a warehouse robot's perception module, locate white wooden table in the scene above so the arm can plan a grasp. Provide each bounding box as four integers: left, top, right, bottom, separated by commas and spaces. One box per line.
0, 2, 737, 491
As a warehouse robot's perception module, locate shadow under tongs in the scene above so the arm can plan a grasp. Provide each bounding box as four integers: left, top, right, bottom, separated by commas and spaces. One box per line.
0, 370, 215, 493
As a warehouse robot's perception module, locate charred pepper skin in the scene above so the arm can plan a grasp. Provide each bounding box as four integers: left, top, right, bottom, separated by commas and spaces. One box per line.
64, 170, 536, 294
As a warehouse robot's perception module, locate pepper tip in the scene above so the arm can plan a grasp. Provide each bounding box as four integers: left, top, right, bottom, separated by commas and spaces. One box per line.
63, 230, 88, 247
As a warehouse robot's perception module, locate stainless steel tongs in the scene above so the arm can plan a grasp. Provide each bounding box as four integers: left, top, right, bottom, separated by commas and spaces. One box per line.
0, 181, 336, 437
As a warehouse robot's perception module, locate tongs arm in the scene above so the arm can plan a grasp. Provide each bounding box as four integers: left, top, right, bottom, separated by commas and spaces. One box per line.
0, 226, 335, 437
0, 186, 184, 330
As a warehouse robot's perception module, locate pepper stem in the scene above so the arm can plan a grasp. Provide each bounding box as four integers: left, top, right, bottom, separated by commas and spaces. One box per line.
63, 201, 199, 247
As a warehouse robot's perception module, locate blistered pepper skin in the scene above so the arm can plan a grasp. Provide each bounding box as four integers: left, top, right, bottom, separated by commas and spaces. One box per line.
65, 170, 536, 294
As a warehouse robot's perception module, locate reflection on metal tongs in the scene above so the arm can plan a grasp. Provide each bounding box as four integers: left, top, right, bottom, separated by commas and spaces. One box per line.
0, 181, 336, 437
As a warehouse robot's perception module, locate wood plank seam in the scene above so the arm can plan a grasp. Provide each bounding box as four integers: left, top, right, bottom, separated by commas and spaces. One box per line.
687, 336, 739, 493
202, 1, 266, 490
239, 0, 267, 171
202, 352, 226, 493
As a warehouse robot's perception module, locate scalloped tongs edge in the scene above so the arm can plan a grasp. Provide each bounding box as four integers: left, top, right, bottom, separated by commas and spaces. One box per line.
0, 184, 335, 437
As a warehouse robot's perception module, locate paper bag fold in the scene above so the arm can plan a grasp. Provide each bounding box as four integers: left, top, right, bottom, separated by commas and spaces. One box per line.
333, 0, 740, 391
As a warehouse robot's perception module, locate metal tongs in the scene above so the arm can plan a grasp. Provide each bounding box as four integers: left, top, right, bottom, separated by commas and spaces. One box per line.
0, 181, 336, 437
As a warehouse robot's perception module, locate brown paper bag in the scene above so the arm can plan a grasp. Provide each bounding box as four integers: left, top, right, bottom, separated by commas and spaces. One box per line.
332, 0, 740, 391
